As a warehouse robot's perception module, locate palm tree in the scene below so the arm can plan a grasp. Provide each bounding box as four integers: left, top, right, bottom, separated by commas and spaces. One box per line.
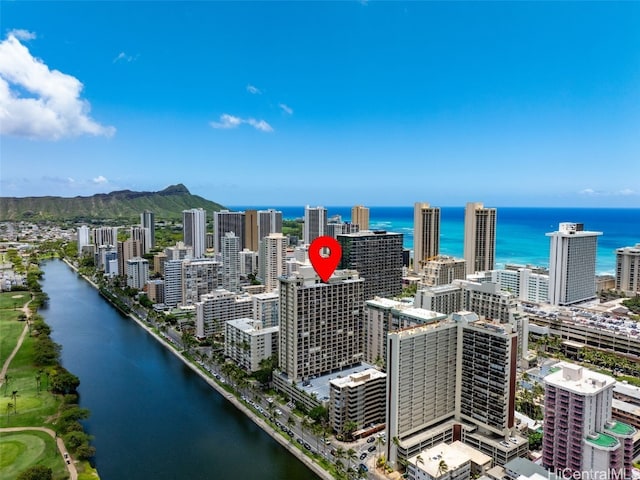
342, 420, 358, 441
334, 446, 346, 462
11, 391, 17, 413
346, 448, 357, 470
416, 454, 424, 467
287, 416, 296, 442
437, 459, 449, 477
6, 402, 13, 418
301, 415, 312, 443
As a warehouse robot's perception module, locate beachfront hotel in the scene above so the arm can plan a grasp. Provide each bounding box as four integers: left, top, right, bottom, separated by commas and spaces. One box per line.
413, 202, 441, 274
546, 222, 602, 306
463, 202, 496, 275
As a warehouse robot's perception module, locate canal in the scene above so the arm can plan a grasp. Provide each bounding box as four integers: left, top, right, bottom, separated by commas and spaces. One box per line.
41, 260, 317, 480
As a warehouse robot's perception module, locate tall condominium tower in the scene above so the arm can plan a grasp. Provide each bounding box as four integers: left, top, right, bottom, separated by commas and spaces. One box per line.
413, 203, 440, 273
615, 244, 640, 296
221, 232, 241, 293
337, 230, 403, 300
351, 205, 370, 231
386, 315, 519, 466
259, 233, 287, 292
140, 210, 155, 250
214, 210, 245, 253
278, 266, 364, 382
92, 226, 118, 247
303, 205, 327, 245
244, 209, 259, 252
546, 222, 602, 306
543, 363, 636, 478
464, 202, 497, 275
117, 239, 142, 279
130, 226, 150, 254
258, 209, 283, 240
181, 258, 221, 306
183, 208, 207, 258
77, 225, 90, 255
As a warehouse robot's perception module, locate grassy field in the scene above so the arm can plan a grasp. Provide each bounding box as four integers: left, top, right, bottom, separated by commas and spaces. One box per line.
0, 430, 68, 480
0, 310, 26, 368
0, 291, 30, 310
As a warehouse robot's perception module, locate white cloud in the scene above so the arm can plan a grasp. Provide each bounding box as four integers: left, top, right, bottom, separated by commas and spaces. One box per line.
0, 31, 115, 140
113, 51, 138, 63
278, 103, 293, 115
246, 84, 261, 95
579, 188, 597, 195
93, 175, 108, 184
247, 118, 274, 132
210, 113, 273, 132
618, 188, 636, 196
9, 29, 36, 41
579, 187, 638, 197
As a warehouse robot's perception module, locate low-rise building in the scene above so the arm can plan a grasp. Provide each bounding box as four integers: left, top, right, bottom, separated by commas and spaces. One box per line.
224, 319, 278, 372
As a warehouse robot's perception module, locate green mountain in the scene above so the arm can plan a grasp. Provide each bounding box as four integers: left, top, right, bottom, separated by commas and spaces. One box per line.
0, 184, 226, 222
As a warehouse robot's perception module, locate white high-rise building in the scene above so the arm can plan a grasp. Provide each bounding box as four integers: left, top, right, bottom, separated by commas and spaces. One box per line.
92, 226, 118, 247
77, 225, 90, 255
303, 205, 327, 245
413, 202, 440, 273
239, 249, 258, 276
221, 232, 240, 292
546, 222, 602, 306
259, 233, 287, 292
181, 258, 221, 306
224, 319, 279, 372
140, 210, 155, 250
164, 259, 184, 307
195, 289, 253, 338
130, 226, 149, 254
183, 208, 207, 258
464, 202, 496, 275
126, 257, 149, 290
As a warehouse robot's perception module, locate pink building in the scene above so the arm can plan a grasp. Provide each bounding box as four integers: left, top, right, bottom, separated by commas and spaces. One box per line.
543, 363, 635, 479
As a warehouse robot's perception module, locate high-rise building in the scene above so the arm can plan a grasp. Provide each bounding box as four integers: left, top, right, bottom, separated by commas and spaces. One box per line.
351, 205, 370, 231
244, 209, 259, 252
77, 226, 90, 256
92, 226, 118, 247
165, 241, 192, 261
303, 205, 327, 245
386, 314, 520, 466
181, 258, 221, 306
183, 208, 207, 258
214, 210, 245, 253
413, 203, 440, 273
195, 289, 253, 338
164, 259, 184, 307
252, 292, 279, 328
464, 202, 497, 275
258, 209, 283, 240
337, 230, 403, 300
615, 244, 640, 296
543, 363, 636, 479
221, 232, 240, 293
259, 233, 287, 292
117, 239, 142, 279
546, 223, 602, 306
327, 221, 359, 239
239, 249, 258, 276
130, 226, 149, 254
421, 256, 466, 286
278, 266, 364, 382
126, 257, 149, 290
140, 210, 155, 250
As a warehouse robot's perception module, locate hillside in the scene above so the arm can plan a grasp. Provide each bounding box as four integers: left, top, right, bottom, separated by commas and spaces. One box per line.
0, 184, 226, 222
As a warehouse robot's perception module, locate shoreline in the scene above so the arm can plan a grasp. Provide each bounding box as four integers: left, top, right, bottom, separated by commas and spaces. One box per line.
61, 258, 332, 480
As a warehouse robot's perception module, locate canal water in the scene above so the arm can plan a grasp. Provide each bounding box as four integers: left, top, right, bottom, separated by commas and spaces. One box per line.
41, 260, 317, 480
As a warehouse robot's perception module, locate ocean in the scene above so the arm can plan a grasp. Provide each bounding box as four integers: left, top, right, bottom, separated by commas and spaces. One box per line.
229, 206, 640, 276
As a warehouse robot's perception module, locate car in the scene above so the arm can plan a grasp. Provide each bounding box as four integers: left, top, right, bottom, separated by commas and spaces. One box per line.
367, 436, 375, 443
368, 445, 376, 452
303, 442, 311, 450
296, 438, 303, 445
324, 439, 331, 445
359, 452, 367, 460
66, 460, 71, 465
64, 453, 69, 459
275, 408, 282, 416
499, 441, 510, 447
359, 464, 368, 472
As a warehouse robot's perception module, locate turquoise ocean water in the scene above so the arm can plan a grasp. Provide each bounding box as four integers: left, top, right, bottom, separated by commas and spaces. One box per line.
230, 206, 640, 276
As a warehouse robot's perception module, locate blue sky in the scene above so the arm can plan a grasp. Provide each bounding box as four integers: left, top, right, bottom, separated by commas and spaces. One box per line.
1, 1, 639, 207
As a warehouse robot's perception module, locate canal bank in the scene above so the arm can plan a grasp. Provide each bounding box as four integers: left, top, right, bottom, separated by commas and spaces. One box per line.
58, 259, 327, 479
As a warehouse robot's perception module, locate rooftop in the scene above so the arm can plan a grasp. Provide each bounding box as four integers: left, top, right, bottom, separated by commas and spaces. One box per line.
604, 420, 636, 437
585, 432, 618, 449
408, 442, 470, 477
544, 362, 615, 395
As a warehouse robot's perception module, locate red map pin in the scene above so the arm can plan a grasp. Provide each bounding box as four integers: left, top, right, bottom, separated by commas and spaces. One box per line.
308, 236, 342, 283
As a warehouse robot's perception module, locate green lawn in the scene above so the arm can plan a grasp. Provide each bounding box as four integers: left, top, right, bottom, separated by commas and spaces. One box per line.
0, 430, 68, 480
0, 310, 26, 367
0, 291, 30, 310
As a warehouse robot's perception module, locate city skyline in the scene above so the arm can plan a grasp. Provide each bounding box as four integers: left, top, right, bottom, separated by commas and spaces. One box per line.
1, 2, 639, 207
